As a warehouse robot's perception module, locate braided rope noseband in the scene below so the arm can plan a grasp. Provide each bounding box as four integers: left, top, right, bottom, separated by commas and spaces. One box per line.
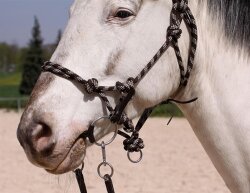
42, 0, 197, 154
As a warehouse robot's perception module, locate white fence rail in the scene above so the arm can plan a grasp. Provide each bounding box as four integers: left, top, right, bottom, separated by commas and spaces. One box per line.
0, 97, 28, 112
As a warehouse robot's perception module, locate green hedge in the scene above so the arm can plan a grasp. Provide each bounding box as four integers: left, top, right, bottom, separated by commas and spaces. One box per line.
0, 85, 21, 97
0, 85, 28, 109
0, 98, 28, 109
151, 103, 183, 117
0, 72, 21, 86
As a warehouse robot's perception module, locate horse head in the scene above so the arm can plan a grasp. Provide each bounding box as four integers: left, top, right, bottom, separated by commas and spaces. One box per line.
17, 0, 187, 174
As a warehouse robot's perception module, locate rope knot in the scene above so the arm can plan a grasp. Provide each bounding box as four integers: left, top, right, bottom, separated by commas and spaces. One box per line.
167, 25, 182, 41
123, 133, 144, 152
115, 77, 135, 94
110, 112, 134, 133
86, 78, 98, 94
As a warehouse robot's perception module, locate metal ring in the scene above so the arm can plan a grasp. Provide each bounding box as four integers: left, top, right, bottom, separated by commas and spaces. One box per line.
127, 150, 143, 163
97, 162, 114, 179
91, 116, 118, 146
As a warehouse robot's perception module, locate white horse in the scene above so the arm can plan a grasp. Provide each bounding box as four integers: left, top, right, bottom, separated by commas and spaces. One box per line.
17, 0, 250, 193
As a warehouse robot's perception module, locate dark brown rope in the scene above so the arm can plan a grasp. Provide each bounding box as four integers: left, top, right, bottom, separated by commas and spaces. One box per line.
75, 168, 87, 193
104, 174, 115, 193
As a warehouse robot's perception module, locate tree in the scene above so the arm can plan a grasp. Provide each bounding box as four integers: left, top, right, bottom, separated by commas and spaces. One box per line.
0, 43, 10, 72
19, 16, 44, 95
55, 29, 62, 46
0, 42, 19, 73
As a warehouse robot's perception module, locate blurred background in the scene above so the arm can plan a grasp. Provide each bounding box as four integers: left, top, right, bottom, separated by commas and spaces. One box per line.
0, 0, 71, 109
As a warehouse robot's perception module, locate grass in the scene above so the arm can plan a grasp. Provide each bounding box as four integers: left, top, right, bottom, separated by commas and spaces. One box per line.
0, 72, 22, 86
0, 71, 22, 97
0, 72, 28, 109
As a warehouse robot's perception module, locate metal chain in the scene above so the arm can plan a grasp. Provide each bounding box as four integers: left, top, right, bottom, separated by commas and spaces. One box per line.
88, 117, 117, 179
97, 142, 114, 179
92, 117, 116, 193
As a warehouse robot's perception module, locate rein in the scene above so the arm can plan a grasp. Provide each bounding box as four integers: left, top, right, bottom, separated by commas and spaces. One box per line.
41, 0, 198, 192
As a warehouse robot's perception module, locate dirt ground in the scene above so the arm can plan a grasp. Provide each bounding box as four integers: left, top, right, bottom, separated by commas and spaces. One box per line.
0, 110, 230, 193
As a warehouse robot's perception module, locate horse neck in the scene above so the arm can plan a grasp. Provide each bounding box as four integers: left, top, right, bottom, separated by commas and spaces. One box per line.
173, 2, 250, 193
178, 1, 250, 130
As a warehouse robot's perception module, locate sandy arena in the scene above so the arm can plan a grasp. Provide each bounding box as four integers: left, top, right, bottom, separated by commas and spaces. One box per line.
0, 110, 230, 193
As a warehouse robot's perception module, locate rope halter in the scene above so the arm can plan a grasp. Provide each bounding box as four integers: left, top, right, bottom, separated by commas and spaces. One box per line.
41, 1, 198, 192
41, 0, 197, 158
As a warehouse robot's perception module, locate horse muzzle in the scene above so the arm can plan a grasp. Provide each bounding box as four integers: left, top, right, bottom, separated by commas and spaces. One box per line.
17, 111, 87, 174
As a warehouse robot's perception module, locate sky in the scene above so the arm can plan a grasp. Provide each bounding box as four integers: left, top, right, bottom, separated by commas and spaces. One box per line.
0, 0, 73, 47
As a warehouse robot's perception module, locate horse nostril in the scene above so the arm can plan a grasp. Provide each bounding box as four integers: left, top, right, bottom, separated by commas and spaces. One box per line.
31, 122, 56, 156
33, 122, 52, 140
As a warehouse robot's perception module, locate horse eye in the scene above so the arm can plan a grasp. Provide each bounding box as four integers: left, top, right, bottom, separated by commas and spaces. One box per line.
114, 9, 134, 19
